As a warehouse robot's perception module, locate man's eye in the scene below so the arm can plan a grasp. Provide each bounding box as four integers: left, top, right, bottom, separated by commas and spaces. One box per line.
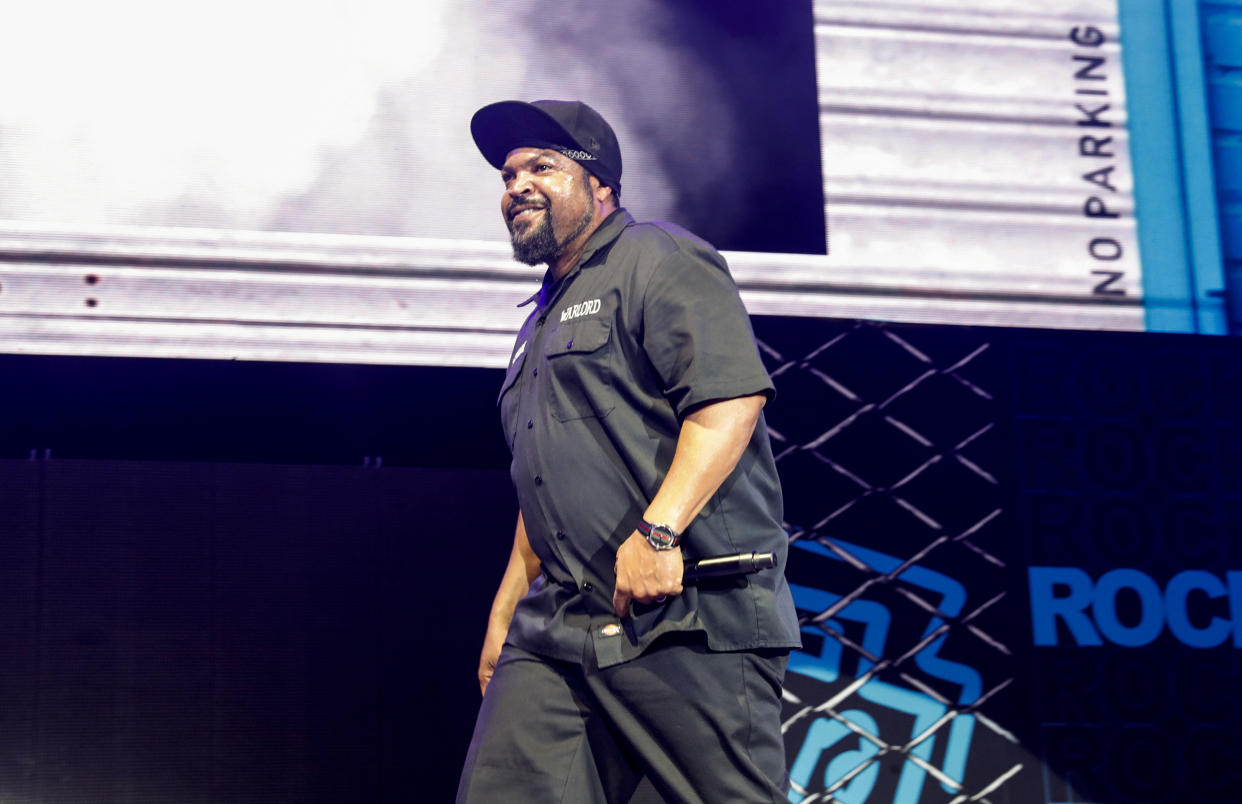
536, 164, 554, 172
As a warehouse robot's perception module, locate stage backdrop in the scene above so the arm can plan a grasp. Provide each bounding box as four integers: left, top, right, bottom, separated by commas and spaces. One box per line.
2, 315, 1239, 803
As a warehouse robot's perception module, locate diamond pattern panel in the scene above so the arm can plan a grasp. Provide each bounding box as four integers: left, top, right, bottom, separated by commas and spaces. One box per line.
755, 318, 1020, 803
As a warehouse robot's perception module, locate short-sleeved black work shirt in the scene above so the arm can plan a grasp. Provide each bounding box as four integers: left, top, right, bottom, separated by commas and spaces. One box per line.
499, 209, 801, 668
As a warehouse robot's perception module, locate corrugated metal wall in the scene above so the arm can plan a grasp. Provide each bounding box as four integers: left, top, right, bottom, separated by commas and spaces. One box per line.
813, 0, 1145, 332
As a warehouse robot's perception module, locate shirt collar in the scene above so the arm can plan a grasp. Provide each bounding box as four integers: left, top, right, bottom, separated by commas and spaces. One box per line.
576, 207, 632, 267
516, 208, 634, 308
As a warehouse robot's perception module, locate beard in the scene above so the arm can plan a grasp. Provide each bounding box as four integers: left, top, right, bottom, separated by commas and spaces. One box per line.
509, 208, 559, 266
508, 188, 595, 267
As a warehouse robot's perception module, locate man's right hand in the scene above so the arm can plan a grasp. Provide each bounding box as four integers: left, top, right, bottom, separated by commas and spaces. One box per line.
478, 627, 506, 696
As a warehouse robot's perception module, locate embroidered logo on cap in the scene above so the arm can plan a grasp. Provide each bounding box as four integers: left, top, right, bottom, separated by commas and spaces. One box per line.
556, 147, 596, 161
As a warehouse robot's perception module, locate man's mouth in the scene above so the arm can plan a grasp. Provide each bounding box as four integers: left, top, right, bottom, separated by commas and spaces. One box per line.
509, 204, 546, 223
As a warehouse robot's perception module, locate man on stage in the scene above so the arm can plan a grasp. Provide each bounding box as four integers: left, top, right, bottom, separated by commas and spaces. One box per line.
457, 99, 801, 803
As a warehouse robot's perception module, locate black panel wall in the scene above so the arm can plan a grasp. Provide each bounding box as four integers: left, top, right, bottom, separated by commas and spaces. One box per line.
3, 319, 1241, 803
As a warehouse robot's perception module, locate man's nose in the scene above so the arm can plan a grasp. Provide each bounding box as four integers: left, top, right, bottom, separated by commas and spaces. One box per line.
506, 172, 534, 197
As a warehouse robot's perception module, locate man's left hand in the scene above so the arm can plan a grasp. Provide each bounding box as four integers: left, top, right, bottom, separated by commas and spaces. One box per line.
613, 531, 683, 618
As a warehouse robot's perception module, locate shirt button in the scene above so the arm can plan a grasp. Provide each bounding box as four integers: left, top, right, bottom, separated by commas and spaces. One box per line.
556, 531, 566, 540
527, 419, 533, 429
582, 581, 594, 593
566, 339, 573, 349
534, 475, 543, 486
532, 367, 538, 377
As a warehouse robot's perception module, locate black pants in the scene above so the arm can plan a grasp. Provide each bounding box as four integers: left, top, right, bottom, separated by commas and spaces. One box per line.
456, 634, 790, 803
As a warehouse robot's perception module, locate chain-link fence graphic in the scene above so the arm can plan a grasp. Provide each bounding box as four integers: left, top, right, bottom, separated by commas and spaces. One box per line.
755, 318, 1024, 803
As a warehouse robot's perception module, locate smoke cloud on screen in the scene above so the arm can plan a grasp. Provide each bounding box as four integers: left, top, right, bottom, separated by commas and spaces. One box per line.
259, 0, 726, 243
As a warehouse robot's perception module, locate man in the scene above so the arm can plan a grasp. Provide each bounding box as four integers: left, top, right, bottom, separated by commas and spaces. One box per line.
458, 99, 801, 804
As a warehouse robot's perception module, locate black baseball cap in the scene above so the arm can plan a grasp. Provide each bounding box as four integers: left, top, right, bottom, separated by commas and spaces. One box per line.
470, 100, 622, 195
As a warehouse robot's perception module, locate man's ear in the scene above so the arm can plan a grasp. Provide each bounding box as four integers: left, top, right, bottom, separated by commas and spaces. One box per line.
591, 176, 613, 206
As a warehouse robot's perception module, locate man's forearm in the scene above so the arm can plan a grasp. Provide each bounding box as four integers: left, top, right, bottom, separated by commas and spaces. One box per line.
487, 511, 541, 635
611, 393, 766, 617
642, 394, 765, 533
478, 512, 541, 695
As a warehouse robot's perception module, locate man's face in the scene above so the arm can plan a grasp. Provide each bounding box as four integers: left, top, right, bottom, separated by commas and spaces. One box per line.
500, 147, 597, 266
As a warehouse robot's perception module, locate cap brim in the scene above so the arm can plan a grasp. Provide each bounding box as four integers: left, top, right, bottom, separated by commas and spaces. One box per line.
470, 100, 585, 170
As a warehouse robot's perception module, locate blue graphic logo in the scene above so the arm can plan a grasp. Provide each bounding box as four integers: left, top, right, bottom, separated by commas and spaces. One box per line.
786, 539, 985, 803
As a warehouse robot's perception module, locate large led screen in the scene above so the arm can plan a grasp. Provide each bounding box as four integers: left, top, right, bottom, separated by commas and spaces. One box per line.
0, 0, 1227, 368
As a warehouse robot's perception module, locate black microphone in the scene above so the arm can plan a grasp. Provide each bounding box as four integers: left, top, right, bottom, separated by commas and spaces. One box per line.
682, 552, 776, 585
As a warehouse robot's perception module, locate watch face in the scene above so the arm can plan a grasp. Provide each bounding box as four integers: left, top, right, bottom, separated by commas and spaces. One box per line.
645, 523, 679, 549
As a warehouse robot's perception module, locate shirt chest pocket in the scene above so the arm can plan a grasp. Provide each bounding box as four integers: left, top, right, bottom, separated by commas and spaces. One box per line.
544, 318, 615, 422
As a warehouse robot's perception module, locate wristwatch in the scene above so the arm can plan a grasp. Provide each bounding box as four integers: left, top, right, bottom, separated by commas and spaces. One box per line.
636, 519, 682, 550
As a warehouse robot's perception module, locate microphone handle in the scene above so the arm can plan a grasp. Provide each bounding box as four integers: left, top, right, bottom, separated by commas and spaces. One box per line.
682, 552, 777, 585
